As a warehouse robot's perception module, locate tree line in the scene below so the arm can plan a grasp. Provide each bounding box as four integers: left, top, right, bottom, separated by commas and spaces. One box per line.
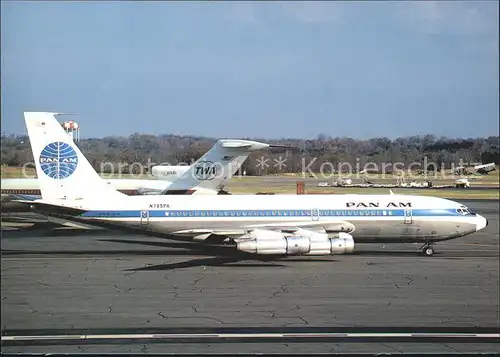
1, 132, 498, 175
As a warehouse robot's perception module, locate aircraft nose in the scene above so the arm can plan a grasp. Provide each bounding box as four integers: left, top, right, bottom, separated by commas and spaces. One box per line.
476, 214, 488, 231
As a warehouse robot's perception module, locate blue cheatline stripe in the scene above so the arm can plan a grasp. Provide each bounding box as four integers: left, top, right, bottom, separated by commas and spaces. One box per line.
80, 208, 461, 219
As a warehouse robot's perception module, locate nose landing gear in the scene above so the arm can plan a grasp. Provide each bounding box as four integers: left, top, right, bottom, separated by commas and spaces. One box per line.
420, 243, 435, 256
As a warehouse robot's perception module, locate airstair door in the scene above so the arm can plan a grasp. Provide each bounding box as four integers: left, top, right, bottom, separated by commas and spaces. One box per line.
311, 208, 320, 221
140, 210, 149, 225
404, 209, 412, 224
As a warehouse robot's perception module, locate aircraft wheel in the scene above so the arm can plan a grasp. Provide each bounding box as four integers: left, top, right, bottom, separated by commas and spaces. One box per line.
423, 246, 435, 256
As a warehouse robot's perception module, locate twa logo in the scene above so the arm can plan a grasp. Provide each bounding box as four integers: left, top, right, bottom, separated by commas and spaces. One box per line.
194, 161, 217, 180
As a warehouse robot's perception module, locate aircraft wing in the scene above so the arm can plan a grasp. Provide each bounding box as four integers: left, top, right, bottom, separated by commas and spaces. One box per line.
243, 220, 355, 232
171, 220, 356, 239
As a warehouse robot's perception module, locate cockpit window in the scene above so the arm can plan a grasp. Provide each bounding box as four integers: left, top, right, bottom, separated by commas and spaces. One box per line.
457, 206, 472, 215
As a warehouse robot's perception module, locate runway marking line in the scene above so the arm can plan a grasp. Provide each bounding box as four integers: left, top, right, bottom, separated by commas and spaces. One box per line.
2, 249, 499, 261
2, 332, 499, 341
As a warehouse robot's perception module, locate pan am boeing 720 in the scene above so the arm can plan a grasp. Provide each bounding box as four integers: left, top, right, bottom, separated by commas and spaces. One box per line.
19, 112, 488, 257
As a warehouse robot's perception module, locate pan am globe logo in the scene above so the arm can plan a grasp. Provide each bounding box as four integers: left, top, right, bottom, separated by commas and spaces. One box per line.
39, 141, 79, 179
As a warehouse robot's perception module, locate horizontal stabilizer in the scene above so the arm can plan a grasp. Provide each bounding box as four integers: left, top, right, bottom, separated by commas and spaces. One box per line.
47, 216, 105, 230
24, 201, 88, 216
219, 140, 269, 151
221, 142, 253, 149
269, 144, 301, 153
10, 194, 42, 202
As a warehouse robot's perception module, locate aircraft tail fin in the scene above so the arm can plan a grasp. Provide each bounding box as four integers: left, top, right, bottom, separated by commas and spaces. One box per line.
24, 112, 126, 201
165, 139, 270, 193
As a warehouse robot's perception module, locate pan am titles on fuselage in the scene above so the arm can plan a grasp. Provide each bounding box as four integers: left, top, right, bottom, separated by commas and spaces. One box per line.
346, 201, 411, 208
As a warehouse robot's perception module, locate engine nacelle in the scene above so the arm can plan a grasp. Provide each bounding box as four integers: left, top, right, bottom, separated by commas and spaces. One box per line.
236, 231, 355, 256
150, 165, 189, 180
236, 235, 311, 255
136, 187, 164, 195
308, 232, 355, 255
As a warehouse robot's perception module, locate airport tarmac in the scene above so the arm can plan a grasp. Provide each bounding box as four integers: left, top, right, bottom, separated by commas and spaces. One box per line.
1, 199, 499, 354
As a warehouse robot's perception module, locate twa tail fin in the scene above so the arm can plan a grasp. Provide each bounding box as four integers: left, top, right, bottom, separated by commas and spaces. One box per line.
165, 139, 269, 193
24, 112, 126, 201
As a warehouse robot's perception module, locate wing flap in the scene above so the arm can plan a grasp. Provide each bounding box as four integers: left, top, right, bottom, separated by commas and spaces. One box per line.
172, 228, 246, 236
242, 220, 355, 232
177, 221, 356, 239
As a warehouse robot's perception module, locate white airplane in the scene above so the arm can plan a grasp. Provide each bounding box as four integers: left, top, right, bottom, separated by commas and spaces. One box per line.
18, 112, 488, 257
2, 124, 273, 198
454, 162, 496, 175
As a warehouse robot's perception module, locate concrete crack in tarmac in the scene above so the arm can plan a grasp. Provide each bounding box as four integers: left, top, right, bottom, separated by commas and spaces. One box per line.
329, 344, 341, 353
193, 277, 204, 285
271, 284, 289, 298
268, 310, 310, 325
381, 343, 401, 352
444, 344, 461, 353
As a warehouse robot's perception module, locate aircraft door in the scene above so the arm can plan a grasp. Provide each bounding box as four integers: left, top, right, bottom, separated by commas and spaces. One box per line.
404, 209, 412, 224
140, 210, 149, 225
311, 208, 319, 221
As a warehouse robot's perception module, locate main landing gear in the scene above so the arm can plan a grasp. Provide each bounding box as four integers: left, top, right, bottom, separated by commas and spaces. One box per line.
420, 243, 435, 256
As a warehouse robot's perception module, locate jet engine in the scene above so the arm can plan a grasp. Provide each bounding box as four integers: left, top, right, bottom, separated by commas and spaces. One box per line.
235, 230, 355, 256
136, 187, 163, 195
150, 165, 189, 180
